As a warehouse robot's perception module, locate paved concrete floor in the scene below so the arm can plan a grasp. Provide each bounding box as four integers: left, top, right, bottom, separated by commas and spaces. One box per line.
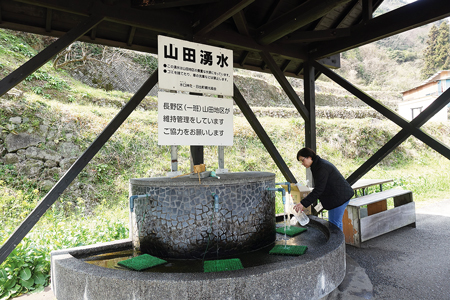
14, 286, 54, 300
346, 198, 450, 300
13, 199, 450, 300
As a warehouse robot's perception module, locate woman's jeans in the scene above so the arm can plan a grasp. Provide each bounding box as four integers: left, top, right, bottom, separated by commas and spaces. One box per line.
328, 200, 350, 231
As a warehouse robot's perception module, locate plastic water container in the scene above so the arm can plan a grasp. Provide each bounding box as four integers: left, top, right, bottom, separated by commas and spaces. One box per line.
293, 210, 310, 226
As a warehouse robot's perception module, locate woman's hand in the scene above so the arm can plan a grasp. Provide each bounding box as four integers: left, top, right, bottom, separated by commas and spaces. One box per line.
293, 203, 304, 213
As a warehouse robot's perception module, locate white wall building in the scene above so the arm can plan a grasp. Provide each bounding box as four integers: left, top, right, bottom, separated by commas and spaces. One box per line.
398, 70, 449, 122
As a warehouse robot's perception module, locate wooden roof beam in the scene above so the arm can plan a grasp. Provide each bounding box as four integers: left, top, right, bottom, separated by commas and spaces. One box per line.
131, 0, 218, 9
16, 0, 93, 15
353, 0, 384, 25
232, 10, 250, 36
193, 0, 254, 37
239, 50, 250, 66
325, 0, 359, 29
260, 51, 309, 121
311, 0, 450, 58
16, 0, 193, 39
362, 0, 373, 22
280, 60, 291, 72
127, 26, 136, 46
257, 0, 352, 45
90, 26, 97, 40
203, 24, 308, 61
282, 28, 350, 43
45, 8, 52, 32
261, 0, 284, 25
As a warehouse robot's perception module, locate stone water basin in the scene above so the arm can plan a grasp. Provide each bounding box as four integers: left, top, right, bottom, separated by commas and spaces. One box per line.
51, 216, 345, 300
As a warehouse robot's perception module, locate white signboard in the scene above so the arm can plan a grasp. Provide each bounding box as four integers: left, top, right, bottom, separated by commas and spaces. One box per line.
158, 92, 233, 146
158, 35, 233, 96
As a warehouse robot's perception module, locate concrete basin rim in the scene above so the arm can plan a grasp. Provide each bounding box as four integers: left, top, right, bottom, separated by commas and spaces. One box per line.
129, 171, 276, 186
52, 217, 344, 282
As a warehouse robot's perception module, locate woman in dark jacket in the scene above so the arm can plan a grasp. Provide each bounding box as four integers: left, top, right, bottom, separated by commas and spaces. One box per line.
293, 148, 354, 231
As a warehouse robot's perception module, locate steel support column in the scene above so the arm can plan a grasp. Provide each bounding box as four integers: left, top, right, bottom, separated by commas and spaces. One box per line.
189, 92, 205, 166
0, 14, 105, 97
218, 146, 225, 169
303, 61, 316, 152
190, 146, 204, 165
233, 84, 296, 182
303, 60, 316, 187
170, 146, 178, 172
0, 69, 159, 265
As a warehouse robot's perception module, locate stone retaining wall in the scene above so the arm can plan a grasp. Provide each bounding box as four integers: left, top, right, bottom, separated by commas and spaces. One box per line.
0, 115, 82, 192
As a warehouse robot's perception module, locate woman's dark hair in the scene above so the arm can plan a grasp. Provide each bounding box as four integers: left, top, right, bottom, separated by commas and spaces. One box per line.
297, 147, 316, 161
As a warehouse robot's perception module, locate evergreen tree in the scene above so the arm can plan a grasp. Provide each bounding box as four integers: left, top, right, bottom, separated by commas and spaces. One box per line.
435, 22, 450, 69
422, 22, 450, 79
422, 24, 439, 79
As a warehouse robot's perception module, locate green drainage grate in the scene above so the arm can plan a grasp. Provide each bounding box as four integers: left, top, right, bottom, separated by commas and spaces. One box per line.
203, 258, 244, 273
276, 226, 307, 236
269, 245, 308, 256
117, 254, 167, 271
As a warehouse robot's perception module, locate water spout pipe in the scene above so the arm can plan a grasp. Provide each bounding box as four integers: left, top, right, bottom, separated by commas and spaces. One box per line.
212, 193, 219, 212
129, 194, 150, 212
267, 187, 286, 204
275, 182, 292, 194
210, 171, 220, 179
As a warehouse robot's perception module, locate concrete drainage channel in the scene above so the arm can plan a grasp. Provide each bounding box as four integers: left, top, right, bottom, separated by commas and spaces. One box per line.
51, 216, 346, 300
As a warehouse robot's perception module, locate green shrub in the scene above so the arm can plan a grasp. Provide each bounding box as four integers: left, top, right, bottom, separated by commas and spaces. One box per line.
0, 215, 129, 300
0, 240, 50, 299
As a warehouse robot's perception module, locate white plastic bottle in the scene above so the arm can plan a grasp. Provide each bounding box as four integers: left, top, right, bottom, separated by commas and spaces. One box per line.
293, 210, 310, 226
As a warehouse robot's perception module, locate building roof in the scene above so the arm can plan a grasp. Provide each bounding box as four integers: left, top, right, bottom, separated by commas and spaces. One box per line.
0, 0, 449, 79
422, 70, 450, 85
403, 70, 450, 95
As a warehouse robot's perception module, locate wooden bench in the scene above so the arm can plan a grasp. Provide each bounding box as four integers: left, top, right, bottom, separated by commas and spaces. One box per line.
343, 189, 416, 247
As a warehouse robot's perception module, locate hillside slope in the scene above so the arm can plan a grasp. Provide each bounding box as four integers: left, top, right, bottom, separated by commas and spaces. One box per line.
1, 27, 449, 212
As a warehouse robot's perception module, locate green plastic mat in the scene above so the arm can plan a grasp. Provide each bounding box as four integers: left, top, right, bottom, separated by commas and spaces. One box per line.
269, 245, 308, 256
203, 258, 244, 273
117, 254, 167, 271
276, 226, 307, 236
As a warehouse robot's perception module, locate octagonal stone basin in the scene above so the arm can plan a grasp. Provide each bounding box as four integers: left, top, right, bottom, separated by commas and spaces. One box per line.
50, 217, 346, 300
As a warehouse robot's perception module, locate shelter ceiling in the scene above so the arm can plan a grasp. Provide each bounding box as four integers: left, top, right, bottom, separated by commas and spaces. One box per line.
0, 0, 450, 78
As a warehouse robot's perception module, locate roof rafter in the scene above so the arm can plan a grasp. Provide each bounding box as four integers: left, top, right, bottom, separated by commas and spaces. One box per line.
16, 0, 193, 39
193, 0, 254, 37
256, 0, 352, 45
332, 0, 360, 29
362, 0, 373, 22
45, 8, 52, 32
131, 0, 219, 9
311, 0, 450, 58
202, 23, 308, 61
232, 10, 250, 36
281, 28, 350, 43
260, 50, 309, 121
